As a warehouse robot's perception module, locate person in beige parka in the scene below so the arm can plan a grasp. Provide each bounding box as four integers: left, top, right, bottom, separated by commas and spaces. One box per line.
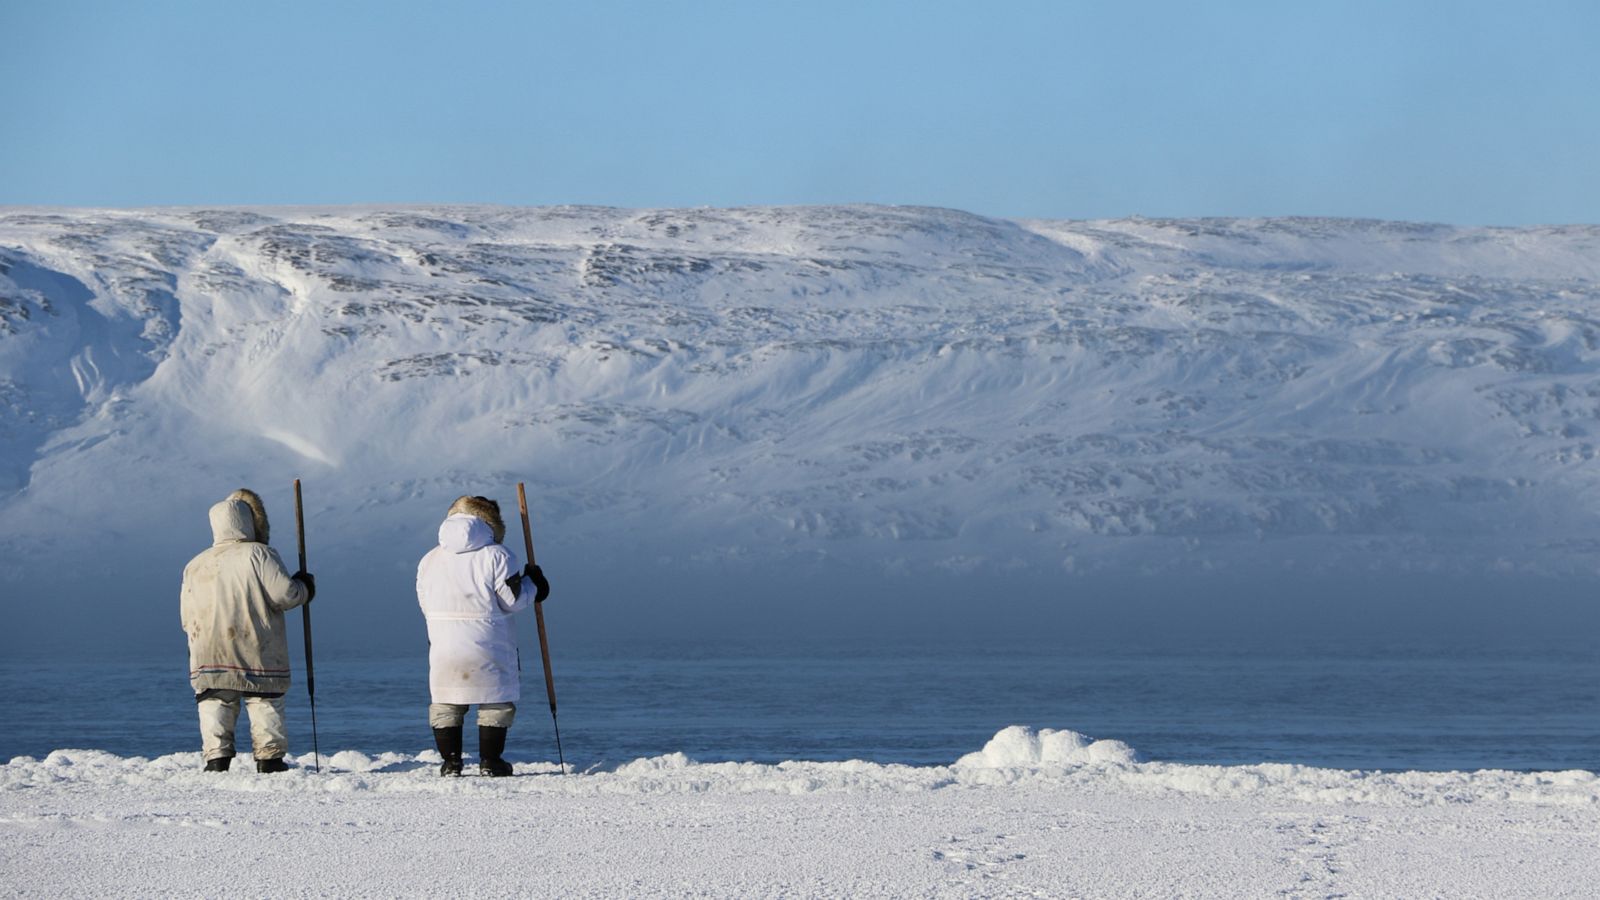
179, 489, 317, 773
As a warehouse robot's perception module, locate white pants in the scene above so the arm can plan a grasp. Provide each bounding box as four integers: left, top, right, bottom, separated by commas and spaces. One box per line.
429, 702, 515, 729
198, 690, 288, 761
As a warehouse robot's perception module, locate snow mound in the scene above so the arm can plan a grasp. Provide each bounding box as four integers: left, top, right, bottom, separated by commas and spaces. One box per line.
954, 725, 1142, 768
614, 751, 697, 773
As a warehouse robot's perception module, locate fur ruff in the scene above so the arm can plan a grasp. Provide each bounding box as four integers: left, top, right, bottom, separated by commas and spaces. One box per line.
226, 488, 270, 544
447, 495, 506, 545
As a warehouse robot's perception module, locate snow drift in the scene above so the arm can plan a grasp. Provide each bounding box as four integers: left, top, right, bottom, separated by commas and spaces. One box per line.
6, 726, 1595, 807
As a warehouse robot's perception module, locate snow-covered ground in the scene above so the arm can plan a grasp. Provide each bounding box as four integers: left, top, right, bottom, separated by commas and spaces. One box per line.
4, 727, 1597, 897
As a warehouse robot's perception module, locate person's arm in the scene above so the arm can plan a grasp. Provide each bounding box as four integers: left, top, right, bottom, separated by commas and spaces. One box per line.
494, 550, 535, 613
179, 567, 193, 633
260, 547, 312, 611
501, 562, 549, 606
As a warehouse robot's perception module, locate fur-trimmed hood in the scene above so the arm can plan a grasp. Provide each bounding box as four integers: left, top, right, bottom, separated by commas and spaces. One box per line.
226, 488, 270, 545
446, 495, 505, 544
437, 514, 494, 554
208, 499, 257, 544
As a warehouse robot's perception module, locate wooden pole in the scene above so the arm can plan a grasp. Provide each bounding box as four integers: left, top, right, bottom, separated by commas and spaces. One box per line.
517, 482, 565, 773
293, 479, 320, 773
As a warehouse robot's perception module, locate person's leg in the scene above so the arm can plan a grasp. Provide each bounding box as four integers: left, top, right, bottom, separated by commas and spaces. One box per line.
197, 689, 241, 770
476, 703, 516, 777
428, 703, 470, 729
244, 693, 289, 771
476, 703, 516, 730
429, 703, 468, 776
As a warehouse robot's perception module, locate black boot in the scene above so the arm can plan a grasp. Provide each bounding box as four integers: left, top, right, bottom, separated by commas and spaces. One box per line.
256, 757, 289, 774
203, 755, 232, 772
433, 726, 464, 776
478, 725, 513, 777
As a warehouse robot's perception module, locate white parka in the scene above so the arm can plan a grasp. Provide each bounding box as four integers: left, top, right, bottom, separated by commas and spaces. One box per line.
416, 514, 535, 705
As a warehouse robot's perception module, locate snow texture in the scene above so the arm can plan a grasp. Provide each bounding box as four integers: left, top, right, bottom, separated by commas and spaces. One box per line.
4, 206, 1600, 582
4, 727, 1597, 897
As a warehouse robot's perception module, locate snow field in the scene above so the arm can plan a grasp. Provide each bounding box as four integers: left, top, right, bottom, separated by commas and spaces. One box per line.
4, 727, 1597, 897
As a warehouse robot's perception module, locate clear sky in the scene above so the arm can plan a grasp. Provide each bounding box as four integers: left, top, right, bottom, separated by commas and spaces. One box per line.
4, 0, 1597, 224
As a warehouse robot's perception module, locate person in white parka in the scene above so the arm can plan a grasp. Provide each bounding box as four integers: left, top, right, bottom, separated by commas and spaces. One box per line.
417, 495, 550, 776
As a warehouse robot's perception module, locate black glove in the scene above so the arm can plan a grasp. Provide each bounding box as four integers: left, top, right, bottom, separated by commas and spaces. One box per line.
293, 571, 317, 603
526, 563, 550, 603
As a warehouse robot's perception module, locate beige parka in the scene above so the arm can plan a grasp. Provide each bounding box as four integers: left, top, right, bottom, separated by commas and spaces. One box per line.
180, 499, 309, 694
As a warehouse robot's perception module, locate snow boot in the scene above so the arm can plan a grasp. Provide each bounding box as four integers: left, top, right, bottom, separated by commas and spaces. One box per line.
433, 726, 464, 777
478, 725, 513, 777
204, 756, 232, 773
255, 757, 290, 774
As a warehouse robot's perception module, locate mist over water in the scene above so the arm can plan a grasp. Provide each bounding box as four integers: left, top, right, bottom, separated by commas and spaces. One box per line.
16, 555, 1600, 658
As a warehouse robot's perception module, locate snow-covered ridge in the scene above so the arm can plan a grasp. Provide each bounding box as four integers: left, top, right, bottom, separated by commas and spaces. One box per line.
3, 204, 1600, 582
5, 726, 1594, 807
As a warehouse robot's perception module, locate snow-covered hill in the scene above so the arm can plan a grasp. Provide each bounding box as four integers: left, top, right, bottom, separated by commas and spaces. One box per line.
3, 205, 1600, 642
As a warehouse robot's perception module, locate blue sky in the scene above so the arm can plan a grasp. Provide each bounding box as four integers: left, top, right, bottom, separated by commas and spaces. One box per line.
4, 0, 1597, 223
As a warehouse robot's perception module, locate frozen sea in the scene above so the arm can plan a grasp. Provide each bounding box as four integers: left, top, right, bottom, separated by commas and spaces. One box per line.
5, 640, 1596, 772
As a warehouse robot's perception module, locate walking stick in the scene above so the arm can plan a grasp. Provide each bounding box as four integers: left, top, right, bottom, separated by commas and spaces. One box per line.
517, 482, 566, 773
294, 479, 321, 774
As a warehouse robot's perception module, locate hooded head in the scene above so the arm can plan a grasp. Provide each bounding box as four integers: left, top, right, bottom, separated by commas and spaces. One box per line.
446, 495, 505, 544
226, 488, 269, 545
437, 514, 494, 554
209, 499, 257, 544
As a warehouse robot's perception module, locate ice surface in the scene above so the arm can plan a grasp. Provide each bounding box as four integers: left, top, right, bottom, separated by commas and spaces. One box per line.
4, 727, 1597, 896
